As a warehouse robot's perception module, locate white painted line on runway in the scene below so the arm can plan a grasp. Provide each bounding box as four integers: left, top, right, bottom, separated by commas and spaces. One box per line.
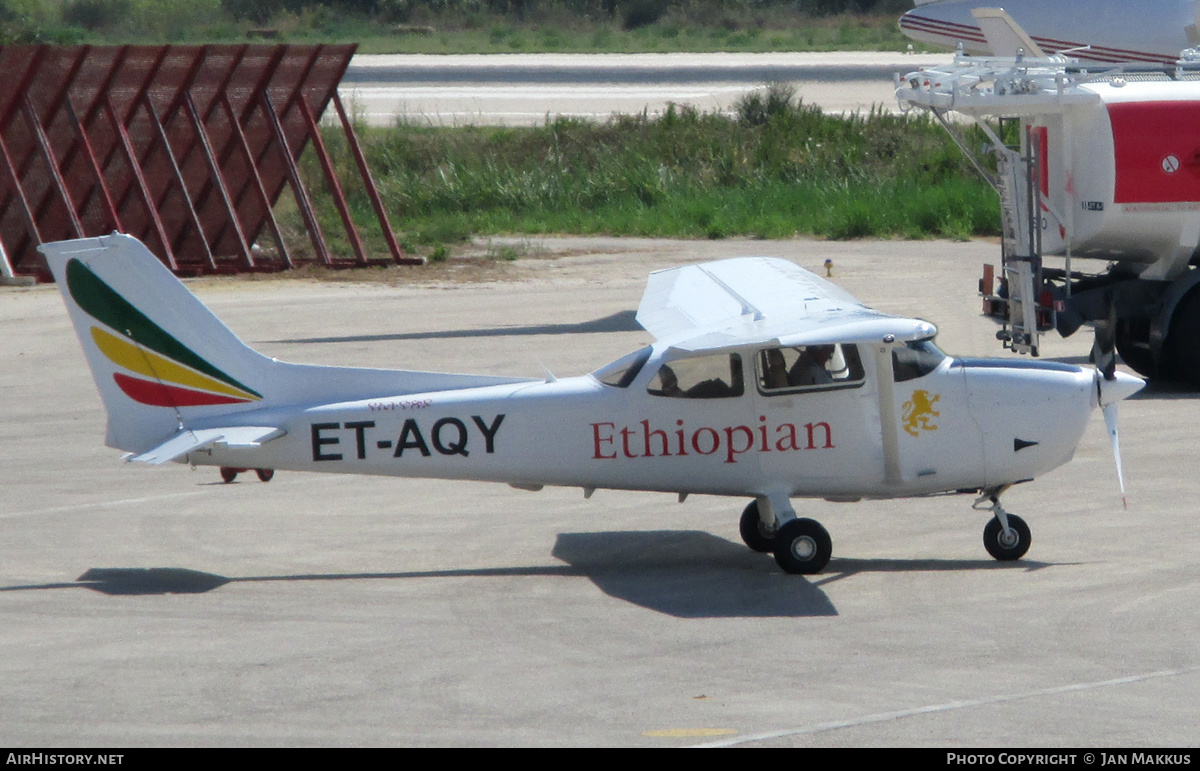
692, 666, 1200, 747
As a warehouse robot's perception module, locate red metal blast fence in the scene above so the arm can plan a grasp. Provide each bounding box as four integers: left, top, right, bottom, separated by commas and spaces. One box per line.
0, 43, 414, 282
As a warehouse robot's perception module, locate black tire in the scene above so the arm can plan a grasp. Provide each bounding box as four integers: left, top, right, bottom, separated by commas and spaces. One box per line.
773, 518, 832, 574
983, 514, 1032, 561
219, 467, 238, 484
255, 468, 275, 482
1164, 289, 1200, 386
739, 501, 775, 553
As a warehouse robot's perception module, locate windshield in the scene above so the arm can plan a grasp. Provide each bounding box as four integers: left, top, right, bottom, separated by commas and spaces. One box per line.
893, 339, 947, 382
592, 347, 652, 388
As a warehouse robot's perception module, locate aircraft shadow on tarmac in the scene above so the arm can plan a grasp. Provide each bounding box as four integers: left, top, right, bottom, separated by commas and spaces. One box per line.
272, 310, 641, 345
2, 532, 1049, 618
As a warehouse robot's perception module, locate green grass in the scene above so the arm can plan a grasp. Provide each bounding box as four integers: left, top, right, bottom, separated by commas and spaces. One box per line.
2, 1, 929, 54
292, 89, 999, 259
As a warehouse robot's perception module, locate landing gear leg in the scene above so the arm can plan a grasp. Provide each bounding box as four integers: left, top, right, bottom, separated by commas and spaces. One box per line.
974, 488, 1032, 561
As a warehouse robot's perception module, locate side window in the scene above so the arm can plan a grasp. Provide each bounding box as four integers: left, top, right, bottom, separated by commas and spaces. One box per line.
757, 344, 865, 394
648, 354, 744, 399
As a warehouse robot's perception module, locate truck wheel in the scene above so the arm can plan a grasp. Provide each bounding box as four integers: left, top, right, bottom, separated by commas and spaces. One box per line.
1115, 318, 1157, 378
1164, 289, 1200, 386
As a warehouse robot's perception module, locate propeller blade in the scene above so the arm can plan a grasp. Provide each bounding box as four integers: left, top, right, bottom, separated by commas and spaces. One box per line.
1102, 401, 1127, 510
1092, 303, 1117, 381
1094, 368, 1142, 510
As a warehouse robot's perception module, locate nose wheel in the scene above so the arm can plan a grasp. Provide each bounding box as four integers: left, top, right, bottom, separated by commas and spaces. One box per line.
975, 491, 1032, 561
983, 514, 1031, 561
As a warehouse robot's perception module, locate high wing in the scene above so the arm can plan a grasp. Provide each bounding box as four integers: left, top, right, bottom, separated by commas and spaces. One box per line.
635, 257, 937, 353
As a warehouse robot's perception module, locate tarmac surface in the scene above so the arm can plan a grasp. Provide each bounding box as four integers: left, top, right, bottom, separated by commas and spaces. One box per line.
2, 237, 1198, 747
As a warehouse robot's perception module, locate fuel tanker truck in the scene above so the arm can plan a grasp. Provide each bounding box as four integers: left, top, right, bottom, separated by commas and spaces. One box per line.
897, 9, 1200, 385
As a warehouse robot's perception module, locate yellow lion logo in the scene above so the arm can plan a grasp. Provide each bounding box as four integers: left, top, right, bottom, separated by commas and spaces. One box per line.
902, 390, 941, 437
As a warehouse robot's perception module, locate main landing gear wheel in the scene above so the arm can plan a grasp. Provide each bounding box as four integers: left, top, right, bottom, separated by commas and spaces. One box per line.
983, 514, 1031, 561
773, 518, 832, 574
218, 467, 275, 483
739, 500, 776, 553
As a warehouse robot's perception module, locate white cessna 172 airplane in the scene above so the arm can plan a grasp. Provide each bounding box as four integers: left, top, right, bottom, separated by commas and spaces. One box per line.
901, 0, 1199, 66
41, 234, 1144, 574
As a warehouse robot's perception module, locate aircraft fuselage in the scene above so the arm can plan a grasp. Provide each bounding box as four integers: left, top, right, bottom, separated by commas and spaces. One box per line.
183, 342, 1098, 502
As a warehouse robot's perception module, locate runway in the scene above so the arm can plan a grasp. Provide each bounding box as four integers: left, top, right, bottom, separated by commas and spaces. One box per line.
2, 236, 1197, 746
340, 52, 953, 125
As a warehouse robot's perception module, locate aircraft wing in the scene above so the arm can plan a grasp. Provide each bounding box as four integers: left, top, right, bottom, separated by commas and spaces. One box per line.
972, 8, 1046, 58
636, 257, 936, 351
126, 426, 285, 465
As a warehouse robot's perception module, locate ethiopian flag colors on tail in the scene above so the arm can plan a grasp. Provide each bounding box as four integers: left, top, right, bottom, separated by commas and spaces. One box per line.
66, 258, 263, 408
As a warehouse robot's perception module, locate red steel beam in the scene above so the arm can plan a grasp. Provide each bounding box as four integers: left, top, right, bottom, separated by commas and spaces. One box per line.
109, 47, 174, 225
144, 96, 215, 270
261, 90, 330, 265
21, 97, 84, 238
331, 91, 415, 265
184, 91, 253, 268
220, 91, 292, 268
65, 97, 123, 233
297, 93, 366, 265
0, 132, 42, 250
103, 94, 177, 270
16, 47, 91, 242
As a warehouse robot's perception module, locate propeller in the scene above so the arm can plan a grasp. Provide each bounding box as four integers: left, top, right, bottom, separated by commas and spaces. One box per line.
1094, 367, 1146, 510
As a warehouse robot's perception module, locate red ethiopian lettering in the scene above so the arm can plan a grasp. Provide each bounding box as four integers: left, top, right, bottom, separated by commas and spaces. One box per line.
591, 422, 617, 460
723, 426, 754, 464
692, 427, 720, 455
591, 418, 835, 463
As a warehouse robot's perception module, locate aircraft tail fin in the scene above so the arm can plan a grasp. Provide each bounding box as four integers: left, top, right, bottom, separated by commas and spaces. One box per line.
41, 234, 278, 455
43, 234, 535, 459
971, 7, 1047, 58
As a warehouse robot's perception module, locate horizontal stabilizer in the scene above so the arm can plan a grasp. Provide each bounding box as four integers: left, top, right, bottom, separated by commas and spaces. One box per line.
127, 426, 285, 465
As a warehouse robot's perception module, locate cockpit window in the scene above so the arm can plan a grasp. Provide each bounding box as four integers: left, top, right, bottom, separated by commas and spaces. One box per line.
593, 346, 652, 388
648, 353, 744, 399
893, 339, 947, 382
757, 344, 865, 394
